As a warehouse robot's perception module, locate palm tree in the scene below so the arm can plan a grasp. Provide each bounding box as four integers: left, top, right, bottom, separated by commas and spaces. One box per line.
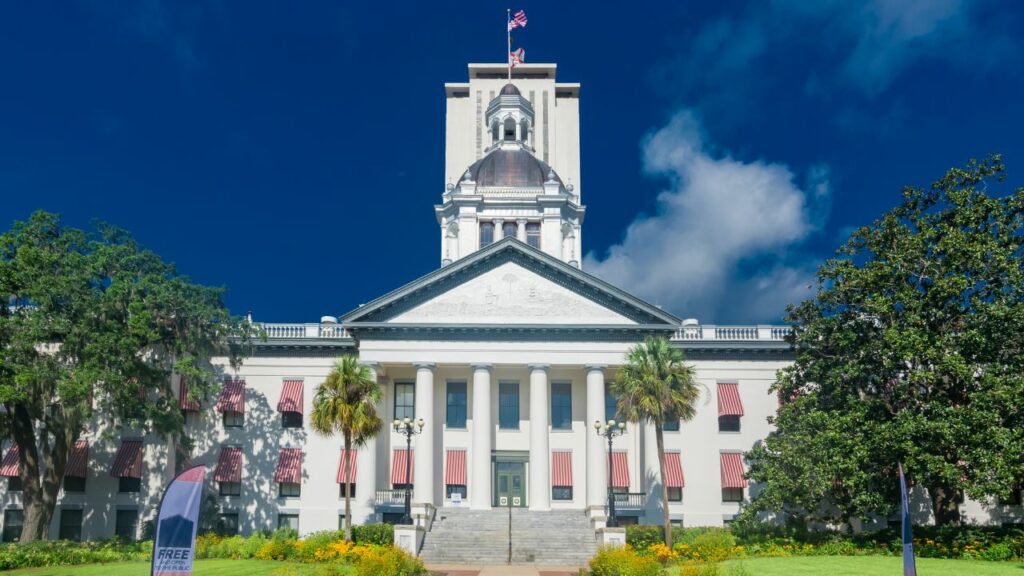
612, 336, 701, 547
311, 356, 383, 541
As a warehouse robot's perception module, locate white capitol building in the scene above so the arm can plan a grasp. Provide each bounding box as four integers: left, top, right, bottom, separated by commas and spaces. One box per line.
1, 61, 1007, 556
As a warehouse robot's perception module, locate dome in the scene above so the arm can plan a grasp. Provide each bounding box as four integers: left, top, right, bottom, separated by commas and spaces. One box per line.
500, 83, 521, 96
464, 146, 563, 188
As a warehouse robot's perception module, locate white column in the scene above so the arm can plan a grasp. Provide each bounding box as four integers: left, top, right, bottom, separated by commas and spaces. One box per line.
414, 363, 435, 506
516, 219, 528, 242
471, 363, 493, 509
529, 364, 550, 511
586, 365, 607, 508
356, 363, 380, 520
494, 218, 505, 240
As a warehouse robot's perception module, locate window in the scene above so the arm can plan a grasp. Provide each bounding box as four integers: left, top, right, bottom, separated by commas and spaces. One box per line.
617, 516, 639, 527
6, 477, 22, 492
499, 382, 520, 429
668, 487, 683, 502
279, 482, 301, 498
278, 513, 299, 532
1000, 486, 1022, 506
722, 488, 744, 503
394, 382, 415, 421
446, 381, 467, 428
220, 513, 239, 536
223, 411, 244, 429
63, 476, 86, 493
220, 482, 241, 497
502, 221, 518, 239
526, 223, 541, 249
718, 415, 741, 432
119, 477, 141, 493
382, 512, 405, 525
59, 508, 82, 541
339, 483, 356, 498
663, 412, 680, 431
281, 411, 303, 429
503, 118, 516, 141
393, 483, 412, 491
479, 222, 495, 248
605, 384, 617, 422
446, 485, 467, 499
552, 486, 572, 501
338, 514, 346, 530
115, 509, 138, 540
2, 509, 23, 543
551, 383, 572, 430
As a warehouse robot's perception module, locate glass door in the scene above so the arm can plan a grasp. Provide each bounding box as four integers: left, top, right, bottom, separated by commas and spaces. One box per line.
493, 461, 527, 507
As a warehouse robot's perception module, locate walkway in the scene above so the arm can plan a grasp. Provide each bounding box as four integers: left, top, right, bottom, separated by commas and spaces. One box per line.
427, 564, 581, 576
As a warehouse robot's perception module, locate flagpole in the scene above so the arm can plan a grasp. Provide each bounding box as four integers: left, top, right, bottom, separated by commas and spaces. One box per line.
507, 8, 512, 82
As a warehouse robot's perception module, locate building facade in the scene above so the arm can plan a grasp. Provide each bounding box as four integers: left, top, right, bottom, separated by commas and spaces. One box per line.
1, 62, 1015, 544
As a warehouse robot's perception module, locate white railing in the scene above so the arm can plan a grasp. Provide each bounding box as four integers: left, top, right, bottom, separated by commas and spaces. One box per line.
260, 323, 351, 339
671, 324, 791, 342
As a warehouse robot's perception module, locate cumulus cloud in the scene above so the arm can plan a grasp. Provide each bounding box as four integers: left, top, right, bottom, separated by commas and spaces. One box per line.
584, 112, 828, 323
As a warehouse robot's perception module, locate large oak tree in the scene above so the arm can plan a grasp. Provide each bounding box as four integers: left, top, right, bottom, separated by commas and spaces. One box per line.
0, 211, 257, 541
745, 156, 1024, 527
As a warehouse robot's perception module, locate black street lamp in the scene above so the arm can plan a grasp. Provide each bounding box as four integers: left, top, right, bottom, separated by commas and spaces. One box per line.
594, 419, 627, 528
392, 416, 424, 525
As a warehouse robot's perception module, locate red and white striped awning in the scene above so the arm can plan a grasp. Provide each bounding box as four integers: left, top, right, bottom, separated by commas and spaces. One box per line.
278, 379, 304, 413
179, 379, 200, 412
608, 451, 629, 489
717, 383, 744, 417
445, 449, 466, 486
1, 444, 20, 478
65, 440, 89, 478
551, 451, 573, 488
391, 449, 413, 485
720, 452, 748, 488
216, 379, 245, 413
273, 448, 302, 484
336, 449, 357, 484
110, 440, 143, 478
663, 452, 685, 488
214, 447, 243, 483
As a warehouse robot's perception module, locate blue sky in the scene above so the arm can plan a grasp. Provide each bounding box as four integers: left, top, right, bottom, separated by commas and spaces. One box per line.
1, 1, 1022, 324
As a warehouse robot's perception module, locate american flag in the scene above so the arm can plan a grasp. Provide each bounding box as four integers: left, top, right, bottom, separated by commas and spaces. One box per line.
509, 48, 525, 68
508, 10, 527, 31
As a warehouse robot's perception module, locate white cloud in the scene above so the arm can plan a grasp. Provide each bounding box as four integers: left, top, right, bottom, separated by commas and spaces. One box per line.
584, 112, 827, 322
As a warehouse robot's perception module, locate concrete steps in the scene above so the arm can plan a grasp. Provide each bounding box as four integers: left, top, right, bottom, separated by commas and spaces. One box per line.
419, 508, 597, 566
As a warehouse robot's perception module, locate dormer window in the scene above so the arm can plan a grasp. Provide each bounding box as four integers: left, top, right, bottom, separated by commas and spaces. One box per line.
503, 118, 516, 141
503, 222, 518, 239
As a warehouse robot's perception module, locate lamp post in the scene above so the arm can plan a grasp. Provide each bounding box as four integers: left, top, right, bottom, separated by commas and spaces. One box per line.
392, 416, 424, 525
594, 419, 626, 528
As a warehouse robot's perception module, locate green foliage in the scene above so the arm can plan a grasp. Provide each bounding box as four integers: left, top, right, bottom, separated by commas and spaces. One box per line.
625, 525, 665, 550
351, 524, 393, 546
588, 545, 662, 576
746, 155, 1024, 526
0, 539, 151, 570
690, 530, 737, 563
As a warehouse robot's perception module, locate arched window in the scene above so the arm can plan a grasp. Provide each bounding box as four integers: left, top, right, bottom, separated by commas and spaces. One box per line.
479, 222, 495, 248
502, 221, 518, 239
503, 118, 516, 141
491, 122, 499, 144
520, 119, 530, 145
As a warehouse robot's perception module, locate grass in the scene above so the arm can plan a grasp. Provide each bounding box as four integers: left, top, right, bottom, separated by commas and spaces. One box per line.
700, 556, 1024, 575
0, 558, 354, 576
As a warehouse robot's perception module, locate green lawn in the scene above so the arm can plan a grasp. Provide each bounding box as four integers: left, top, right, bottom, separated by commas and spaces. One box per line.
700, 556, 1024, 575
1, 559, 352, 576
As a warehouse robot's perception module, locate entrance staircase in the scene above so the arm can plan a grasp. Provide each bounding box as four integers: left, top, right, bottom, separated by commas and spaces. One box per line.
418, 507, 597, 566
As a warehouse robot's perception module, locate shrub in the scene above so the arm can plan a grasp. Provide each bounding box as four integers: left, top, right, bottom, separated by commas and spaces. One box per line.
979, 542, 1013, 562
0, 540, 149, 570
625, 525, 664, 550
588, 545, 661, 576
352, 524, 394, 546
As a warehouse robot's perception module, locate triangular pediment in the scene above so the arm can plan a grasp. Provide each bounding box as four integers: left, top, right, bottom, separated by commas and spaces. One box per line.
341, 238, 680, 329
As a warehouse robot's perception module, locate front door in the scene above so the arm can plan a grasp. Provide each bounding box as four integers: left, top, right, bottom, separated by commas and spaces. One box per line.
494, 461, 527, 507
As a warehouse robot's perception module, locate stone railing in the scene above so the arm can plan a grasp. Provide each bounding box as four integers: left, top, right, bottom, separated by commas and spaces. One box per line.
375, 489, 407, 507
671, 324, 791, 342
259, 323, 351, 339
611, 492, 646, 510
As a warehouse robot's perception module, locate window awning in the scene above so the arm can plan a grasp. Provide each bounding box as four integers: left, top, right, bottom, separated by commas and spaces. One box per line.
608, 451, 629, 489
717, 383, 744, 417
278, 379, 304, 413
720, 452, 748, 489
65, 440, 89, 478
273, 448, 302, 484
445, 449, 466, 486
336, 449, 357, 484
663, 452, 685, 488
216, 379, 245, 413
179, 379, 200, 412
214, 447, 243, 483
1, 444, 20, 478
110, 440, 143, 479
391, 449, 413, 485
551, 451, 573, 488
